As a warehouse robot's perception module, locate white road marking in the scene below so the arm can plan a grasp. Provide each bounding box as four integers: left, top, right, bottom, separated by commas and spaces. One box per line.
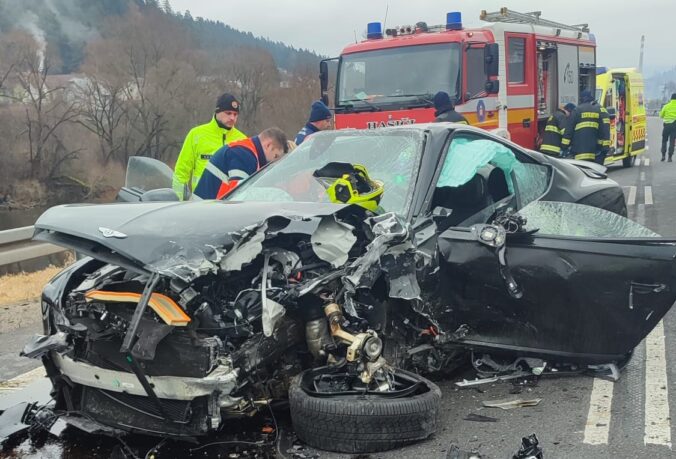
637, 204, 646, 226
0, 366, 46, 395
640, 171, 646, 181
644, 320, 672, 448
583, 378, 614, 445
627, 186, 637, 206
645, 186, 654, 205
644, 158, 651, 167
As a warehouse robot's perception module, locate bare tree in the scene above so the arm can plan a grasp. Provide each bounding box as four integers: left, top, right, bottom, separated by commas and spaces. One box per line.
218, 47, 280, 131
0, 32, 80, 179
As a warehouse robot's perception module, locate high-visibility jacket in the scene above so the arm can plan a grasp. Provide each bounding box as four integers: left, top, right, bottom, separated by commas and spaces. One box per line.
295, 123, 319, 146
540, 109, 568, 156
172, 116, 246, 199
561, 102, 610, 161
660, 100, 676, 124
193, 137, 267, 200
434, 109, 469, 124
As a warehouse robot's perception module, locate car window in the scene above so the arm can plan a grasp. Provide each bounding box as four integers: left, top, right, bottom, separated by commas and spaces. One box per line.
431, 133, 551, 227
512, 162, 551, 208
521, 201, 658, 238
228, 129, 424, 216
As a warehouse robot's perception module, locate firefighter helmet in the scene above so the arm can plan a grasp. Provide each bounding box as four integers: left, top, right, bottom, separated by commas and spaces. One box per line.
313, 162, 384, 212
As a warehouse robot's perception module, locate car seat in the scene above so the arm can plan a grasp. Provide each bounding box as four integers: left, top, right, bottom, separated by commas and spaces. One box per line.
431, 174, 493, 231
487, 168, 510, 202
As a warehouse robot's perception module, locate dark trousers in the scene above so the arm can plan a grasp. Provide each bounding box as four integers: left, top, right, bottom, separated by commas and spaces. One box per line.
595, 150, 607, 165
662, 122, 676, 157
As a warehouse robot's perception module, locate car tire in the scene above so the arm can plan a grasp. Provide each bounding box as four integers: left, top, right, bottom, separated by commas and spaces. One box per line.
622, 155, 636, 168
289, 366, 441, 453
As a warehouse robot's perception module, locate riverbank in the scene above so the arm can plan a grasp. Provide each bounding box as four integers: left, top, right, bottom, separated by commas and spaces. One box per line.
0, 265, 65, 306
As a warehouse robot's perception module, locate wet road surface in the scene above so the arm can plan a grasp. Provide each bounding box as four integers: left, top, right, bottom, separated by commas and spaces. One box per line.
1, 117, 674, 458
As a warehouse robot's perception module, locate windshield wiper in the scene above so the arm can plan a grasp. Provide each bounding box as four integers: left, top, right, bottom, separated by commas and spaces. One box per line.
387, 93, 435, 109
339, 98, 382, 112
387, 93, 433, 101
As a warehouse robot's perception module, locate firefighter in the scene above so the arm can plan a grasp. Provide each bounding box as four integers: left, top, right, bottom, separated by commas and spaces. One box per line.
433, 91, 468, 124
193, 127, 289, 200
172, 93, 247, 200
540, 103, 576, 156
295, 101, 333, 145
561, 90, 610, 164
659, 93, 676, 162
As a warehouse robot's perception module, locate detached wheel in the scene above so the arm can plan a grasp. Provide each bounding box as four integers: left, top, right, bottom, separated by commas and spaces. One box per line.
622, 155, 636, 167
289, 365, 441, 453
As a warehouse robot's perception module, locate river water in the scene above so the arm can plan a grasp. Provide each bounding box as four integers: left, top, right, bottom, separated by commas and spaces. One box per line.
0, 207, 51, 231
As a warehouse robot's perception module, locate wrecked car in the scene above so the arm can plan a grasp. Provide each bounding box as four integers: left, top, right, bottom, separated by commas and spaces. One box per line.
25, 125, 676, 454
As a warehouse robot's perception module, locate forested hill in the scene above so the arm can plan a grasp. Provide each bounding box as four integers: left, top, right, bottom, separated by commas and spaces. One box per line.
0, 0, 322, 74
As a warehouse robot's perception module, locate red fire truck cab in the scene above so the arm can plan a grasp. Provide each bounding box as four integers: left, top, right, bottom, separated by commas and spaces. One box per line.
321, 8, 597, 150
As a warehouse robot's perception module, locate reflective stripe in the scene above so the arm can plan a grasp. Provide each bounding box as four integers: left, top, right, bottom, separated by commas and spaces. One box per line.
581, 112, 600, 119
598, 140, 611, 146
561, 138, 571, 146
205, 161, 230, 184
575, 121, 599, 130
545, 125, 564, 134
228, 169, 250, 180
575, 153, 597, 161
540, 144, 561, 153
602, 118, 610, 124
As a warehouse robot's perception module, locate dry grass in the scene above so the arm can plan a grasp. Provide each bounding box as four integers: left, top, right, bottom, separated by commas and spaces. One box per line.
0, 265, 65, 305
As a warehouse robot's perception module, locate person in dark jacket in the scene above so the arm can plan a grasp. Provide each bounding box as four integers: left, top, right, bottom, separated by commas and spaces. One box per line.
433, 91, 468, 124
540, 103, 576, 156
194, 127, 288, 200
295, 101, 333, 145
561, 90, 610, 164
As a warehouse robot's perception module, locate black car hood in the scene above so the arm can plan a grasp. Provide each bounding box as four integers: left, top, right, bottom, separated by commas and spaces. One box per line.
34, 200, 350, 275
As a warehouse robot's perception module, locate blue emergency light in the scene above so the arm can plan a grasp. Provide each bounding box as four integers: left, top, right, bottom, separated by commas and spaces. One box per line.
446, 12, 462, 30
596, 66, 608, 75
367, 22, 383, 39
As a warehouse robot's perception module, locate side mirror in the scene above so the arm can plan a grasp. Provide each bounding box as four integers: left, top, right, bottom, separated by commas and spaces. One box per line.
484, 43, 500, 77
485, 80, 500, 94
319, 60, 329, 106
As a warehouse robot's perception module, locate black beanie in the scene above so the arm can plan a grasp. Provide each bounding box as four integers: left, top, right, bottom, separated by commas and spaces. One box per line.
216, 93, 240, 113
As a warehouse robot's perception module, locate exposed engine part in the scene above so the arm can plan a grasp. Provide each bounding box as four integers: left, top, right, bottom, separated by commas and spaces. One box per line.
324, 303, 387, 384
305, 318, 332, 362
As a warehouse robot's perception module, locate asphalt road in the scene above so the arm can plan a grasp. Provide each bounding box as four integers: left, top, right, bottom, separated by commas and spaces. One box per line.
0, 117, 674, 458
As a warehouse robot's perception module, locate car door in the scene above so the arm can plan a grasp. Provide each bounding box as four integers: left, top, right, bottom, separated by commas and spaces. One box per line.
421, 131, 676, 363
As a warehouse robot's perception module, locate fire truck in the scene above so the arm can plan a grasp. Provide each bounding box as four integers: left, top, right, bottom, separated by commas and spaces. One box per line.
320, 8, 598, 151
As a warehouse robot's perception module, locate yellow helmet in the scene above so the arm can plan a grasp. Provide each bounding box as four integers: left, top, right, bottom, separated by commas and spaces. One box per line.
313, 162, 384, 212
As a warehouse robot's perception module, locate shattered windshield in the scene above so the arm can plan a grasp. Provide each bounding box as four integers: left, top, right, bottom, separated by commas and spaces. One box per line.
228, 129, 425, 216
337, 43, 461, 107
521, 201, 660, 238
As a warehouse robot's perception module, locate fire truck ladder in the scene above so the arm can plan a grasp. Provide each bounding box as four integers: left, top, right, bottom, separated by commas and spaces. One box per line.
480, 8, 589, 33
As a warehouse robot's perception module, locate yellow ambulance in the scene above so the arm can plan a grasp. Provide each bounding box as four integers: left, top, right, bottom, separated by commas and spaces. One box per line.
596, 67, 647, 167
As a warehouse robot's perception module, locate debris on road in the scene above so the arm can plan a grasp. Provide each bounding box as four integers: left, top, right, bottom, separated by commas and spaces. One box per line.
0, 402, 37, 445
512, 433, 544, 459
482, 398, 542, 410
447, 444, 483, 459
463, 413, 498, 422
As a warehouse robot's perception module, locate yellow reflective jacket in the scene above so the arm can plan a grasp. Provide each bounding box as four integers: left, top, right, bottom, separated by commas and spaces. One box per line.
660, 100, 676, 124
172, 117, 246, 199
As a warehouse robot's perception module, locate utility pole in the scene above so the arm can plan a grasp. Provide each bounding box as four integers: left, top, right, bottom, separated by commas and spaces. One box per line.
638, 35, 645, 73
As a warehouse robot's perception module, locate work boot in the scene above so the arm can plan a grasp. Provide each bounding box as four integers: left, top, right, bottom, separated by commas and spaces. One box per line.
662, 155, 666, 161
670, 156, 674, 162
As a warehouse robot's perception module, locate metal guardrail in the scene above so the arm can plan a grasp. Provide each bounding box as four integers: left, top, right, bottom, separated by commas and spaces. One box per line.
0, 226, 68, 268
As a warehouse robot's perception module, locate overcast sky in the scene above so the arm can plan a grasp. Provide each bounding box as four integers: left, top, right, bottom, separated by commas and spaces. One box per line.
170, 0, 674, 76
